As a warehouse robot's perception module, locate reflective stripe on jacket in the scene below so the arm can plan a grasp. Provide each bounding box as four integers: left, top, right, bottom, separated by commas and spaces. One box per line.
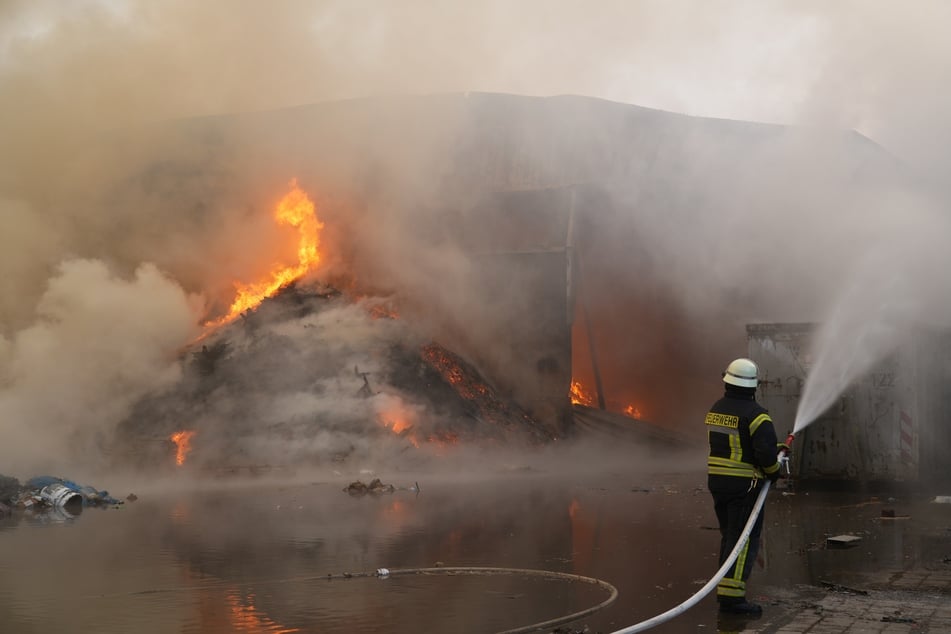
706, 395, 780, 480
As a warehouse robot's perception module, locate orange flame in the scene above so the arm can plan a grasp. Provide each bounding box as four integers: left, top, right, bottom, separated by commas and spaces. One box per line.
379, 400, 419, 447
569, 380, 594, 406
624, 404, 643, 420
388, 418, 412, 435
368, 302, 400, 320
383, 413, 416, 445
420, 344, 490, 398
170, 430, 196, 466
207, 179, 324, 327
424, 431, 459, 453
378, 398, 461, 451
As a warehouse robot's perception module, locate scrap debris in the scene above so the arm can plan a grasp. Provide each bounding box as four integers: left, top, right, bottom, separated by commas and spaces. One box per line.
819, 580, 869, 595
344, 478, 396, 496
882, 615, 916, 624
343, 478, 419, 496
0, 474, 125, 519
826, 534, 862, 549
879, 508, 910, 520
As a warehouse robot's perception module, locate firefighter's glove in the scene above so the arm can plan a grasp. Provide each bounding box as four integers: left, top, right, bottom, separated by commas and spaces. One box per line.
777, 442, 792, 458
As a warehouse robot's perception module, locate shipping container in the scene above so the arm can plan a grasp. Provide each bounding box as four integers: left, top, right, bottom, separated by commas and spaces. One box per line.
746, 323, 951, 486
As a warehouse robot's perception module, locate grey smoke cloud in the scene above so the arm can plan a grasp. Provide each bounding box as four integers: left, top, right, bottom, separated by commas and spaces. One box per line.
3, 2, 949, 171
0, 259, 202, 476
1, 1, 949, 475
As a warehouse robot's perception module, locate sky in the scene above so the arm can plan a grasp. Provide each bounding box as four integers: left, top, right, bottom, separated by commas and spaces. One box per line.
2, 0, 950, 476
3, 0, 951, 175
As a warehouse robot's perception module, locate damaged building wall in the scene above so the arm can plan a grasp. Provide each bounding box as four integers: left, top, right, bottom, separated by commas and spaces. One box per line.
448, 187, 576, 435
46, 92, 916, 452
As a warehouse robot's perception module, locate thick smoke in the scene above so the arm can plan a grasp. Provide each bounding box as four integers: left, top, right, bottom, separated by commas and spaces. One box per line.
1, 2, 949, 478
0, 259, 202, 477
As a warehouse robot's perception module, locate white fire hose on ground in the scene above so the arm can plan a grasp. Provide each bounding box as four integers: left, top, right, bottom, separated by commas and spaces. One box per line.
608, 440, 793, 633
607, 479, 772, 633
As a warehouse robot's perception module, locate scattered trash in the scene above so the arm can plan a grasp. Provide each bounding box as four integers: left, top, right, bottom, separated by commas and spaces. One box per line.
344, 478, 396, 496
882, 615, 916, 624
27, 477, 123, 507
40, 483, 84, 511
0, 473, 125, 520
826, 534, 862, 549
880, 509, 910, 520
932, 496, 951, 504
819, 580, 868, 595
0, 475, 20, 503
126, 493, 138, 502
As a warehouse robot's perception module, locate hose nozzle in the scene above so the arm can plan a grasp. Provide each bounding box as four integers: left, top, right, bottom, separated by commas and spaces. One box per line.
779, 433, 795, 475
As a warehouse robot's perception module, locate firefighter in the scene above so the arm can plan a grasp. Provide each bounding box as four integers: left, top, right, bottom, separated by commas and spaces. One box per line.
706, 357, 784, 616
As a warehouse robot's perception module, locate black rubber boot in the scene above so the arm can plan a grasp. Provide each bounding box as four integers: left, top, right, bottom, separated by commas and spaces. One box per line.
719, 600, 763, 615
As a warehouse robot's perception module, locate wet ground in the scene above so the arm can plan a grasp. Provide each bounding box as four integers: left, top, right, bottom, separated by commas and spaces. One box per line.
1, 457, 950, 633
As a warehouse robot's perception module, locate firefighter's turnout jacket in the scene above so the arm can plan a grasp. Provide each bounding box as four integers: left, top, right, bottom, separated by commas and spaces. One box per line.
706, 387, 781, 603
706, 392, 780, 486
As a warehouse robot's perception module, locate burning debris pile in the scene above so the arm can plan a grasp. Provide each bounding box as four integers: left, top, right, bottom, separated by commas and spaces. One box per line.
98, 178, 555, 474
114, 280, 552, 473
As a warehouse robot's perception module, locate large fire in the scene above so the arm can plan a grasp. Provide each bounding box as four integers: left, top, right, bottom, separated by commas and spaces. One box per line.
206, 179, 324, 328
569, 380, 594, 406
170, 430, 196, 466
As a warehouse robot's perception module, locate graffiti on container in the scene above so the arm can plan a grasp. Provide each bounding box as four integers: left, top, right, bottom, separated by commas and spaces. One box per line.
871, 372, 896, 388
869, 398, 894, 429
899, 410, 914, 465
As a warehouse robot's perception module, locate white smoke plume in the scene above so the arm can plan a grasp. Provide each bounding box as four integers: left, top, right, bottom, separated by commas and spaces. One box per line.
1, 1, 949, 478
0, 259, 202, 477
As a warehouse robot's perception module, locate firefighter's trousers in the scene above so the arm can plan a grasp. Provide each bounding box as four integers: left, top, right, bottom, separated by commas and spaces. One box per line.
712, 482, 764, 602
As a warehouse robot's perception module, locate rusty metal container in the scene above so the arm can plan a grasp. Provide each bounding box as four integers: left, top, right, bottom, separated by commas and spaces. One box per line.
746, 323, 951, 485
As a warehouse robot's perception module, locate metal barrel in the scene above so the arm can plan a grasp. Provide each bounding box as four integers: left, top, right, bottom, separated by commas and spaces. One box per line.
39, 483, 84, 511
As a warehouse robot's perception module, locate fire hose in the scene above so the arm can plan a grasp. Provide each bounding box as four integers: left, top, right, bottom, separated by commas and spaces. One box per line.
607, 433, 796, 634
369, 435, 795, 634
359, 435, 796, 634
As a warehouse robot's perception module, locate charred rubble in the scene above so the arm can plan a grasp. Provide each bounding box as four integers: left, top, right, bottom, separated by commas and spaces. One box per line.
112, 281, 553, 473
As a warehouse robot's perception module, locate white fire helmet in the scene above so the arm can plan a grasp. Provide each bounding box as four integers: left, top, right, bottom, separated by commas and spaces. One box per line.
723, 358, 758, 388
